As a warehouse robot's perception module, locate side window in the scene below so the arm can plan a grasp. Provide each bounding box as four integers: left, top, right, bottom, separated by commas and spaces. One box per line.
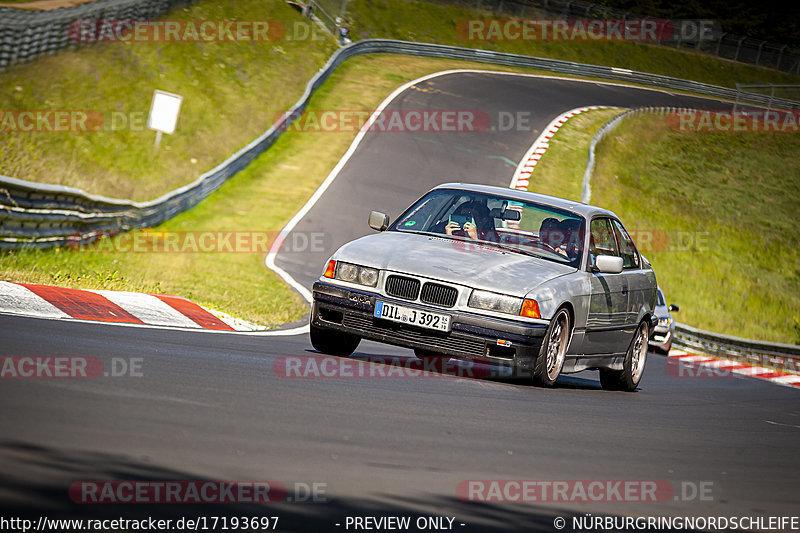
589, 218, 619, 265
611, 219, 640, 269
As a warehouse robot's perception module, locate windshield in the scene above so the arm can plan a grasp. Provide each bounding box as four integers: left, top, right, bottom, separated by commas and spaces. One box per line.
390, 189, 585, 268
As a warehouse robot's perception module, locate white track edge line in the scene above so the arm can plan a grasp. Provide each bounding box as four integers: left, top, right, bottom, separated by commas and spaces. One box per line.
264, 70, 465, 305
509, 106, 617, 189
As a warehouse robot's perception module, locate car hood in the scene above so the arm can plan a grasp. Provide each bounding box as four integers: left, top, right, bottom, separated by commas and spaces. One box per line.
333, 231, 576, 297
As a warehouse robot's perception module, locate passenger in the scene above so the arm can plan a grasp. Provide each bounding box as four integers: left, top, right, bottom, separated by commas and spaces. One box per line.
559, 218, 583, 259
539, 217, 568, 257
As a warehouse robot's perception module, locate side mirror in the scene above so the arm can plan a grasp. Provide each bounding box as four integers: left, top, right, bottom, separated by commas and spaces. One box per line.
668, 304, 679, 312
368, 211, 390, 232
593, 255, 623, 274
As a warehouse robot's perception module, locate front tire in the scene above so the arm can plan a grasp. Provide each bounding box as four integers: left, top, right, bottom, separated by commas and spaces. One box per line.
532, 308, 571, 387
310, 324, 360, 356
600, 321, 649, 392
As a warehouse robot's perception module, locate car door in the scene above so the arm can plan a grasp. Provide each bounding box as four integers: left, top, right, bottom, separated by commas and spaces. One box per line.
612, 218, 656, 331
583, 217, 630, 355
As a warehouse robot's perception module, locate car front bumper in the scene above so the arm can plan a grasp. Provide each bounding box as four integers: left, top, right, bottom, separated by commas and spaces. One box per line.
649, 324, 673, 351
311, 281, 547, 370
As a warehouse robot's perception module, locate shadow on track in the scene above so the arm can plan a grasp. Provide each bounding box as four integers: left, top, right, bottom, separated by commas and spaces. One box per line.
303, 348, 607, 392
0, 441, 646, 533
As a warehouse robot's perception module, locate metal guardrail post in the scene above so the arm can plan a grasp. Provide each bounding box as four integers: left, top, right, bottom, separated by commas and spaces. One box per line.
734, 35, 746, 62
777, 45, 787, 71
768, 85, 775, 113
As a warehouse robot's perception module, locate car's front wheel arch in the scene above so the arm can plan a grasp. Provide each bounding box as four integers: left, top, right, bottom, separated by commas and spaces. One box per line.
531, 305, 572, 387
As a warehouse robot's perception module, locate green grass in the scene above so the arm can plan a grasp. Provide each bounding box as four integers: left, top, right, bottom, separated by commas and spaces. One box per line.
523, 108, 625, 201
0, 0, 337, 201
529, 109, 800, 344
347, 0, 800, 89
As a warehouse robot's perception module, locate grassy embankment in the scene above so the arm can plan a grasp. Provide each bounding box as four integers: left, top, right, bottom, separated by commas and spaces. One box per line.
530, 110, 800, 343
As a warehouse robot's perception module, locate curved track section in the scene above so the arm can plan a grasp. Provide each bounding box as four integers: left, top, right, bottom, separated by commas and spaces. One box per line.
274, 71, 725, 290
1, 72, 797, 532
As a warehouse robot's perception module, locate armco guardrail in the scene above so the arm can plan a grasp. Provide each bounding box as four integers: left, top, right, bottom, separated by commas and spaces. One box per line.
4, 38, 800, 249
525, 0, 800, 74
674, 323, 800, 370
0, 0, 191, 70
581, 107, 630, 204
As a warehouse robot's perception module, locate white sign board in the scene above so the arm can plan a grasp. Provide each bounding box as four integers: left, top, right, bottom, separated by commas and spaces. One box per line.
147, 90, 182, 135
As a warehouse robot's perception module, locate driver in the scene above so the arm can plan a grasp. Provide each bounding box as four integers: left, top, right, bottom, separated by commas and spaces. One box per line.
445, 200, 493, 240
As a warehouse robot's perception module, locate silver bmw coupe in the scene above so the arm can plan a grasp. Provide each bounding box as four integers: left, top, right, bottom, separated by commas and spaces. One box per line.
310, 183, 658, 391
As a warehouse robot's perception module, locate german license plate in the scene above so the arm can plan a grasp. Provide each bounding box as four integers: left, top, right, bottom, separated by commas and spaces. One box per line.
374, 301, 451, 332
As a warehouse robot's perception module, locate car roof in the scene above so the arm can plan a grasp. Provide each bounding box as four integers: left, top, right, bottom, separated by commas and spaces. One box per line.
433, 182, 620, 220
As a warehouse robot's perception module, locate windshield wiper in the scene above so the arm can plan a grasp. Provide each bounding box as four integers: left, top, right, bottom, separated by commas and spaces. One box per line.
397, 229, 572, 262
482, 241, 547, 258
482, 240, 579, 264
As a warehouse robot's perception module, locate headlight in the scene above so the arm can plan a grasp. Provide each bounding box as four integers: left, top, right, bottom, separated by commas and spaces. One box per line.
332, 261, 379, 287
358, 267, 379, 287
337, 262, 360, 282
658, 317, 673, 326
468, 290, 523, 315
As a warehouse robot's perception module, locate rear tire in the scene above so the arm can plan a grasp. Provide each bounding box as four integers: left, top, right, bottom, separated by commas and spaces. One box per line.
310, 324, 360, 356
600, 321, 649, 392
532, 308, 571, 387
